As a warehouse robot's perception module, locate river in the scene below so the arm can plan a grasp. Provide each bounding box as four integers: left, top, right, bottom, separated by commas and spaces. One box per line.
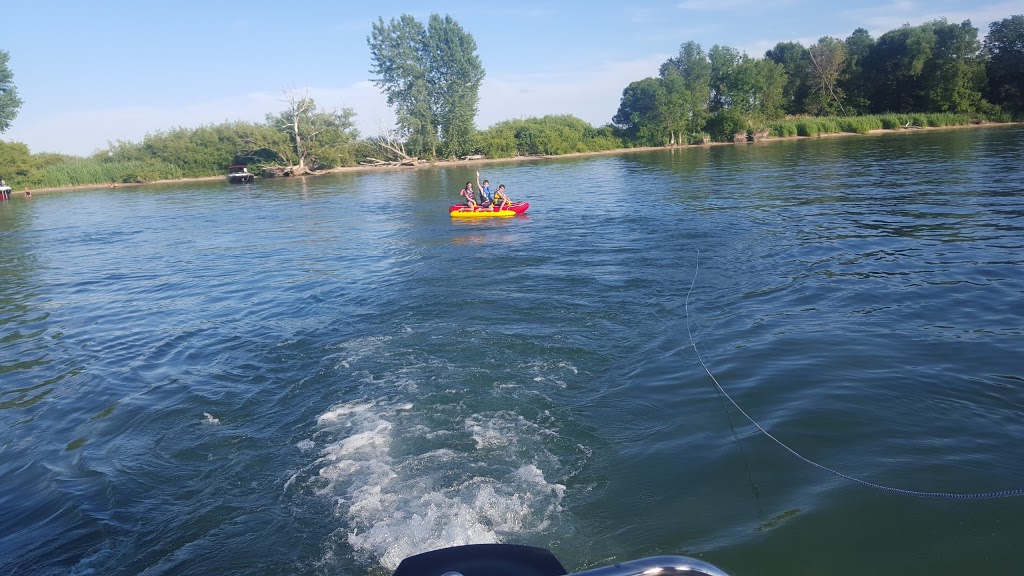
1, 126, 1023, 575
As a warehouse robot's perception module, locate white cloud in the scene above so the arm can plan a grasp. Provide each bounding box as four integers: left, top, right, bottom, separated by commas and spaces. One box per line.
841, 0, 1019, 35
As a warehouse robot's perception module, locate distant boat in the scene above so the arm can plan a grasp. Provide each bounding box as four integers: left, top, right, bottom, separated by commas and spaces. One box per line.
0, 183, 11, 200
227, 165, 254, 184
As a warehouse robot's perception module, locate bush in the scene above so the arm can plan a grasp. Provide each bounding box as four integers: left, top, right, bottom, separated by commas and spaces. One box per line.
474, 115, 623, 157
705, 109, 748, 142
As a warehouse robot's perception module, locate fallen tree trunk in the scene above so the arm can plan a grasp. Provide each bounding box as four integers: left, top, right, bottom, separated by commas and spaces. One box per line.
260, 165, 319, 178
359, 157, 421, 167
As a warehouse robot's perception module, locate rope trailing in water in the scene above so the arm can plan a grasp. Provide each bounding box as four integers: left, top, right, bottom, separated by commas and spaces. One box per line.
684, 249, 1024, 500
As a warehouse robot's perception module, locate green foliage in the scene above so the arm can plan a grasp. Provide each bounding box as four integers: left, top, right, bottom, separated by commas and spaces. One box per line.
473, 122, 519, 158
613, 77, 671, 146
861, 19, 986, 114
705, 108, 748, 142
264, 94, 359, 170
31, 157, 184, 187
767, 121, 799, 138
841, 28, 875, 113
806, 36, 848, 115
368, 13, 485, 158
0, 50, 22, 133
767, 113, 976, 138
835, 116, 883, 133
475, 116, 622, 158
985, 15, 1024, 115
615, 41, 716, 145
0, 140, 32, 181
765, 41, 811, 114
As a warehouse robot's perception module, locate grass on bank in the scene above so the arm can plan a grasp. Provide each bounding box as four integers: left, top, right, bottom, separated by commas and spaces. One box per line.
29, 158, 186, 189
766, 112, 1005, 138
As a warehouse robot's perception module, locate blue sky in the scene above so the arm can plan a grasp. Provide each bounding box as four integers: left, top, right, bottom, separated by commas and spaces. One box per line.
2, 0, 1020, 155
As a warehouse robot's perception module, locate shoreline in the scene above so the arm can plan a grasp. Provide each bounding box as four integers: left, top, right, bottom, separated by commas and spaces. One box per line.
12, 121, 1022, 196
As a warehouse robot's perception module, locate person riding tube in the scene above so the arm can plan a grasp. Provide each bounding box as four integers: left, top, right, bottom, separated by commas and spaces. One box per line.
493, 184, 512, 210
476, 171, 493, 207
460, 181, 477, 208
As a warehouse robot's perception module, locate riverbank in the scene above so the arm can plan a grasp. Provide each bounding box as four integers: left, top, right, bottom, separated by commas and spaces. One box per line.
10, 121, 1021, 197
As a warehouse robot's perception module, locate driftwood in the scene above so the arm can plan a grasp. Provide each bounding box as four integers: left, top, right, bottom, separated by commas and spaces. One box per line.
460, 154, 486, 161
260, 165, 319, 178
751, 128, 770, 142
359, 157, 420, 167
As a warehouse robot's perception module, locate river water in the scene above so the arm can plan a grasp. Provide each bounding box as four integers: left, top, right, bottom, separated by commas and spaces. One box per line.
1, 127, 1023, 576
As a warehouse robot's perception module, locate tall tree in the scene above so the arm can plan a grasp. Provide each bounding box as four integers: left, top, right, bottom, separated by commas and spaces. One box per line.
708, 45, 742, 113
923, 19, 985, 113
765, 41, 810, 114
984, 15, 1024, 115
730, 57, 787, 123
841, 28, 875, 113
0, 49, 23, 133
259, 90, 358, 171
368, 14, 484, 159
613, 77, 670, 145
864, 23, 938, 112
660, 41, 712, 142
806, 36, 848, 115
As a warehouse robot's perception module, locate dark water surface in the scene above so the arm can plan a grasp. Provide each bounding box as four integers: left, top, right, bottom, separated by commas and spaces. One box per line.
2, 127, 1023, 576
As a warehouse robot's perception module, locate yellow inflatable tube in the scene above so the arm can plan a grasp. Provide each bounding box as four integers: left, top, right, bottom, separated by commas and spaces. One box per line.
450, 209, 516, 219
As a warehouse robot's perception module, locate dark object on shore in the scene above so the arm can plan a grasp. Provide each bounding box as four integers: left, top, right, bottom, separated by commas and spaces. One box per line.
227, 165, 254, 183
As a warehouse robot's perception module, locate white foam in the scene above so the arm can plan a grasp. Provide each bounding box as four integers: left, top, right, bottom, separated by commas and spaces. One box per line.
311, 400, 567, 571
202, 412, 220, 425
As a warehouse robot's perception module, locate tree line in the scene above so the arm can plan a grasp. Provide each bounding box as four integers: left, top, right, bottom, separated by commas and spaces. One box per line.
1, 14, 1022, 189
613, 15, 1024, 145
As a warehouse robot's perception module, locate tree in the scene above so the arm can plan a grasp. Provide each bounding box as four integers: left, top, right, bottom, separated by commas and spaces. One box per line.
923, 19, 985, 113
806, 36, 848, 115
864, 23, 938, 112
0, 49, 23, 133
660, 41, 712, 142
368, 13, 484, 159
841, 28, 875, 113
985, 15, 1024, 115
730, 57, 787, 124
766, 42, 810, 114
259, 89, 359, 172
708, 45, 742, 113
613, 77, 670, 145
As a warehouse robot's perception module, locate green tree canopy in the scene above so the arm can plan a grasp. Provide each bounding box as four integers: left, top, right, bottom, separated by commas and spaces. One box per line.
923, 19, 985, 113
0, 49, 23, 133
841, 28, 875, 113
660, 41, 712, 143
984, 14, 1024, 115
806, 36, 848, 115
613, 76, 670, 145
368, 13, 484, 159
262, 91, 359, 171
765, 41, 810, 114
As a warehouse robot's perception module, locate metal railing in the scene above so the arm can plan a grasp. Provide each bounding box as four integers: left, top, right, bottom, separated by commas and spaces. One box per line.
568, 555, 731, 576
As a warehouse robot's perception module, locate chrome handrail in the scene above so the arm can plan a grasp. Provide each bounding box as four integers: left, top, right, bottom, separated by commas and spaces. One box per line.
568, 555, 731, 576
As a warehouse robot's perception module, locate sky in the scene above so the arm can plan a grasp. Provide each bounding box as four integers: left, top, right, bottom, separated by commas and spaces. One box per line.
2, 0, 1021, 156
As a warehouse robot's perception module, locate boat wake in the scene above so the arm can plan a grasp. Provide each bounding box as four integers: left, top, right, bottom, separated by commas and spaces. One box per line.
296, 332, 581, 571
